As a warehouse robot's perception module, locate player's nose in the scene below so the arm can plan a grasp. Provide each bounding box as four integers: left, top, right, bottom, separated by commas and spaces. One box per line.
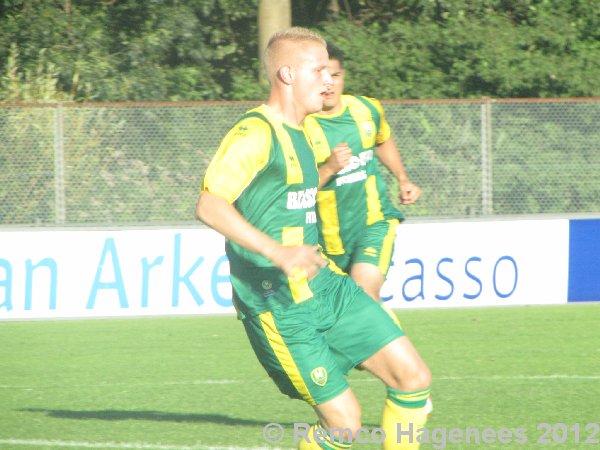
322, 70, 333, 88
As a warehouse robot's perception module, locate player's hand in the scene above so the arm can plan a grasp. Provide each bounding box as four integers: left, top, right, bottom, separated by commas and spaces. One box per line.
399, 180, 422, 204
270, 245, 328, 281
325, 143, 352, 173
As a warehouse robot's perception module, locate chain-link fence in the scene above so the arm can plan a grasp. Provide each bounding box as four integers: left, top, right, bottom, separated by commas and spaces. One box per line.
1, 98, 599, 226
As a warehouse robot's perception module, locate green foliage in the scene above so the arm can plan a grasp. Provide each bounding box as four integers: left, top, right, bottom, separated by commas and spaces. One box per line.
320, 3, 600, 100
0, 44, 73, 102
1, 0, 599, 102
0, 106, 56, 224
0, 0, 260, 102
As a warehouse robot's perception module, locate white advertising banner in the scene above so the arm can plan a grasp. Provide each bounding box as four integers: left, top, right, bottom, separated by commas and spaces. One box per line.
0, 219, 570, 320
382, 219, 570, 309
0, 228, 233, 319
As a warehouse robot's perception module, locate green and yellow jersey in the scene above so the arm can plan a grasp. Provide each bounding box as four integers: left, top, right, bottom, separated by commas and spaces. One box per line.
203, 105, 337, 317
304, 95, 403, 256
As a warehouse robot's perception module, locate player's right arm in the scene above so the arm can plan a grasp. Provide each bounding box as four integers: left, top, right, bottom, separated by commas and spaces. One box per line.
196, 117, 326, 279
317, 142, 352, 188
196, 192, 324, 279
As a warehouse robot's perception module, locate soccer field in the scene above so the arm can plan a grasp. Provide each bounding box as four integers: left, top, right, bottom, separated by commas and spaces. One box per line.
1, 303, 599, 450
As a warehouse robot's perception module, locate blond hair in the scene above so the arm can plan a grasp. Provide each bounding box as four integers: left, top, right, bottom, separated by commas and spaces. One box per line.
263, 27, 326, 83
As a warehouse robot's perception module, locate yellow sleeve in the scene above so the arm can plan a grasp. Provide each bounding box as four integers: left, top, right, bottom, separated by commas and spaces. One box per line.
202, 117, 272, 203
365, 96, 391, 145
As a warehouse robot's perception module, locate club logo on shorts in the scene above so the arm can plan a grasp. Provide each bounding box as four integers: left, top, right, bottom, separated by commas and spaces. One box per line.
261, 279, 275, 297
310, 367, 328, 386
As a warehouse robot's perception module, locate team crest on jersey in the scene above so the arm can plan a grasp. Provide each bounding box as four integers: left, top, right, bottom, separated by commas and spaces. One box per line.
310, 367, 328, 386
361, 121, 374, 138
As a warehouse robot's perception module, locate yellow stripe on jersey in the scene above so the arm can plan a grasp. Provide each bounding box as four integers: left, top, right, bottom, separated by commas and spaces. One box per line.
316, 190, 344, 255
282, 227, 313, 303
379, 219, 399, 275
365, 175, 385, 225
344, 96, 377, 150
259, 105, 304, 185
362, 96, 392, 145
303, 115, 331, 164
202, 116, 271, 203
259, 311, 316, 405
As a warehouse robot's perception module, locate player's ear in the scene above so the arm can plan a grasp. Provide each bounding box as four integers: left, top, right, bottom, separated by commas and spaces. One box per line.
278, 65, 294, 85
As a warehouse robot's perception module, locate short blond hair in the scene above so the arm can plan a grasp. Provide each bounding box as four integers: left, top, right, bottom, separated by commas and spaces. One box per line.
263, 27, 326, 83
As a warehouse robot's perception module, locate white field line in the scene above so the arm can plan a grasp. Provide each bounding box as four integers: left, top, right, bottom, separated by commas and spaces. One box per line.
0, 440, 291, 450
1, 374, 599, 391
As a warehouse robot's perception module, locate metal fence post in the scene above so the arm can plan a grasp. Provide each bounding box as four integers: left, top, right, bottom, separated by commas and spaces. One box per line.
54, 103, 66, 224
481, 97, 493, 215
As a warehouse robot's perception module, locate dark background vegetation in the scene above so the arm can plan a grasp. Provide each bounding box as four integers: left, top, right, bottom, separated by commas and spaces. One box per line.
1, 0, 599, 103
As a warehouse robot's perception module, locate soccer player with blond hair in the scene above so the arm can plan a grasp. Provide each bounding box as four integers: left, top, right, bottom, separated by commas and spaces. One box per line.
197, 27, 431, 449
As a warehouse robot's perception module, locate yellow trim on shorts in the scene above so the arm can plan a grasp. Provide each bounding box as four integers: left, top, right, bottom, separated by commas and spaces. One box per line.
379, 219, 399, 275
259, 311, 316, 405
380, 303, 402, 329
366, 175, 384, 225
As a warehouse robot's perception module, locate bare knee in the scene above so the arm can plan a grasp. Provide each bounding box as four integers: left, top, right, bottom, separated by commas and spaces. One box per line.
320, 402, 362, 435
316, 390, 363, 437
382, 351, 431, 392
394, 361, 431, 392
362, 337, 432, 392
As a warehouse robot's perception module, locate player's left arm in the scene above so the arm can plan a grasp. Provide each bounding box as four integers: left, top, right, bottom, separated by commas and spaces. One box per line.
376, 137, 421, 205
369, 96, 421, 205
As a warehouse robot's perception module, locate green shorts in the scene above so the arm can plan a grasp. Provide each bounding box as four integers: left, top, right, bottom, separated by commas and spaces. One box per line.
329, 219, 399, 275
242, 270, 404, 406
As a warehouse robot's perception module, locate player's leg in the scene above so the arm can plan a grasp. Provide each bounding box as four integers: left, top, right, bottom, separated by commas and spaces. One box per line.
299, 388, 362, 449
349, 262, 385, 302
242, 306, 362, 449
359, 336, 432, 450
350, 219, 399, 302
360, 335, 431, 393
326, 281, 431, 450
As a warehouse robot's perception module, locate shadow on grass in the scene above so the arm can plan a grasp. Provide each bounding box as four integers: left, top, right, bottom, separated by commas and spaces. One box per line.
21, 408, 298, 427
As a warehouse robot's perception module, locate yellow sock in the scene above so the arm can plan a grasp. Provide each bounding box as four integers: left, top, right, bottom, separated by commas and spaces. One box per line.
381, 387, 431, 450
298, 423, 352, 450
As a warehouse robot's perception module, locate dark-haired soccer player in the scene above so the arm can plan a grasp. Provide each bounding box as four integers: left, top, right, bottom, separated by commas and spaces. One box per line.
304, 41, 432, 441
305, 41, 422, 303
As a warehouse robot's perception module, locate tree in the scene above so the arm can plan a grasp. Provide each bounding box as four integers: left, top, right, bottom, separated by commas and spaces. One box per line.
0, 0, 598, 102
257, 0, 291, 84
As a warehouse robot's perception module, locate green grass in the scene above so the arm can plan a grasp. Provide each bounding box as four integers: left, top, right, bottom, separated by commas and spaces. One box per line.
1, 304, 599, 450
